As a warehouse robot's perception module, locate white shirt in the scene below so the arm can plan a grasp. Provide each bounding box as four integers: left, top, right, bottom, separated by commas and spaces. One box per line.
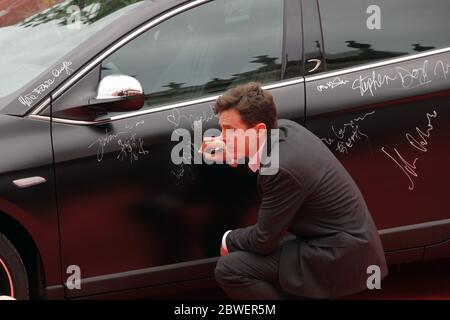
221, 230, 232, 252
247, 139, 266, 173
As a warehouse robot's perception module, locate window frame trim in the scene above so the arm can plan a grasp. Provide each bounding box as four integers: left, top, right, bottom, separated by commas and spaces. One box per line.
305, 46, 450, 82
28, 78, 305, 126
282, 0, 304, 79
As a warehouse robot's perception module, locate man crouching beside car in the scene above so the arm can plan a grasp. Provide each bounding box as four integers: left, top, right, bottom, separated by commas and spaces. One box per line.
199, 82, 388, 300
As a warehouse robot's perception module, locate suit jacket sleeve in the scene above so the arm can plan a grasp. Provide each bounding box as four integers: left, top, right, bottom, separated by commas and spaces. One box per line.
226, 167, 310, 255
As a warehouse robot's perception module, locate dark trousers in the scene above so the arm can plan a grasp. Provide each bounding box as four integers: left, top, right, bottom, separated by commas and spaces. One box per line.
215, 246, 309, 300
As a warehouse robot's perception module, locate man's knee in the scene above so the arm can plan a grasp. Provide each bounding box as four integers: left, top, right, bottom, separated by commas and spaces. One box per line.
214, 252, 246, 284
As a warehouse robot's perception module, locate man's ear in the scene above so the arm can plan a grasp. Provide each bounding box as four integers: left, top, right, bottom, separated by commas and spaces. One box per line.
254, 122, 267, 131
253, 123, 267, 138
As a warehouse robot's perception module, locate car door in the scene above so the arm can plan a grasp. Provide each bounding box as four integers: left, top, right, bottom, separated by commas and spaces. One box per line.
303, 0, 450, 262
48, 0, 304, 297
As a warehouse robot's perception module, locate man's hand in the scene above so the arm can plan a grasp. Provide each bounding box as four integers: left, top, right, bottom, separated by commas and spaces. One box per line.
198, 136, 238, 167
198, 136, 226, 162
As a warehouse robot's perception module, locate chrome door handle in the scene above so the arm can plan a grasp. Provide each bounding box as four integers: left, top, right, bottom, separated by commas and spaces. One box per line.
13, 176, 47, 189
307, 59, 322, 73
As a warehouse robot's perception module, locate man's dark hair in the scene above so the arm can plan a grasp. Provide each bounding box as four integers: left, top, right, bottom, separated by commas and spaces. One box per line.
214, 82, 278, 129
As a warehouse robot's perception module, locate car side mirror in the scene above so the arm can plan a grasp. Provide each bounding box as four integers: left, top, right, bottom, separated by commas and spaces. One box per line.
90, 74, 145, 113
51, 75, 145, 122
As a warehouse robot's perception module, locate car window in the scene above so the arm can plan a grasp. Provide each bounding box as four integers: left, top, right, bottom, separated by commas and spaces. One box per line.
101, 0, 285, 109
0, 0, 145, 104
319, 0, 450, 71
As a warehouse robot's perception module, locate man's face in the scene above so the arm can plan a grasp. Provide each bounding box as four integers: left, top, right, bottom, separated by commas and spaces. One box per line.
218, 108, 265, 163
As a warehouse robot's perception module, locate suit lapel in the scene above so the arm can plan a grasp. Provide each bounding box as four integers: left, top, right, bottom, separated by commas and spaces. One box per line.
256, 173, 263, 199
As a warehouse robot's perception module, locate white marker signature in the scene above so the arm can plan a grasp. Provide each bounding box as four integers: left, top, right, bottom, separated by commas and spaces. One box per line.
381, 147, 419, 191
352, 72, 398, 97
317, 77, 350, 92
350, 59, 448, 97
396, 60, 432, 90
171, 148, 195, 186
433, 60, 450, 80
167, 105, 218, 133
167, 106, 217, 185
88, 120, 149, 163
321, 111, 375, 155
117, 133, 149, 164
381, 110, 437, 191
19, 61, 74, 107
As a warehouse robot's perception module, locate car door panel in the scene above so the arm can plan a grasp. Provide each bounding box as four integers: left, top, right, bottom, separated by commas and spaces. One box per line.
304, 0, 450, 254
52, 81, 304, 297
306, 54, 450, 230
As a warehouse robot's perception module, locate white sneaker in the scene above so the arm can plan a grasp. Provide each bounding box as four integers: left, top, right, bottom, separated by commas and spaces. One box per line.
0, 295, 16, 300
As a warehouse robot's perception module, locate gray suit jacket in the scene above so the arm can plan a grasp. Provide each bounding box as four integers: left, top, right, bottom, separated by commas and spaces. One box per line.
226, 119, 388, 299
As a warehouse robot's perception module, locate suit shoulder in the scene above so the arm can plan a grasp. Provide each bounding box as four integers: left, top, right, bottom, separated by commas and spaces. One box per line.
277, 118, 304, 130
271, 119, 333, 187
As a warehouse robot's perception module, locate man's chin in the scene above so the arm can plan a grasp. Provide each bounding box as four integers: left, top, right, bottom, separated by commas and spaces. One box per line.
226, 158, 238, 167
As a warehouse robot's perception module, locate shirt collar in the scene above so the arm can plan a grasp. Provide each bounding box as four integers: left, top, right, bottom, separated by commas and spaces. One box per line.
248, 139, 266, 173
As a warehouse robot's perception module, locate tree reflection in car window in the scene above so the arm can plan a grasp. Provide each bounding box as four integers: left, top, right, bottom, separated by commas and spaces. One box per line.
0, 0, 144, 101
101, 0, 285, 109
319, 0, 450, 70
